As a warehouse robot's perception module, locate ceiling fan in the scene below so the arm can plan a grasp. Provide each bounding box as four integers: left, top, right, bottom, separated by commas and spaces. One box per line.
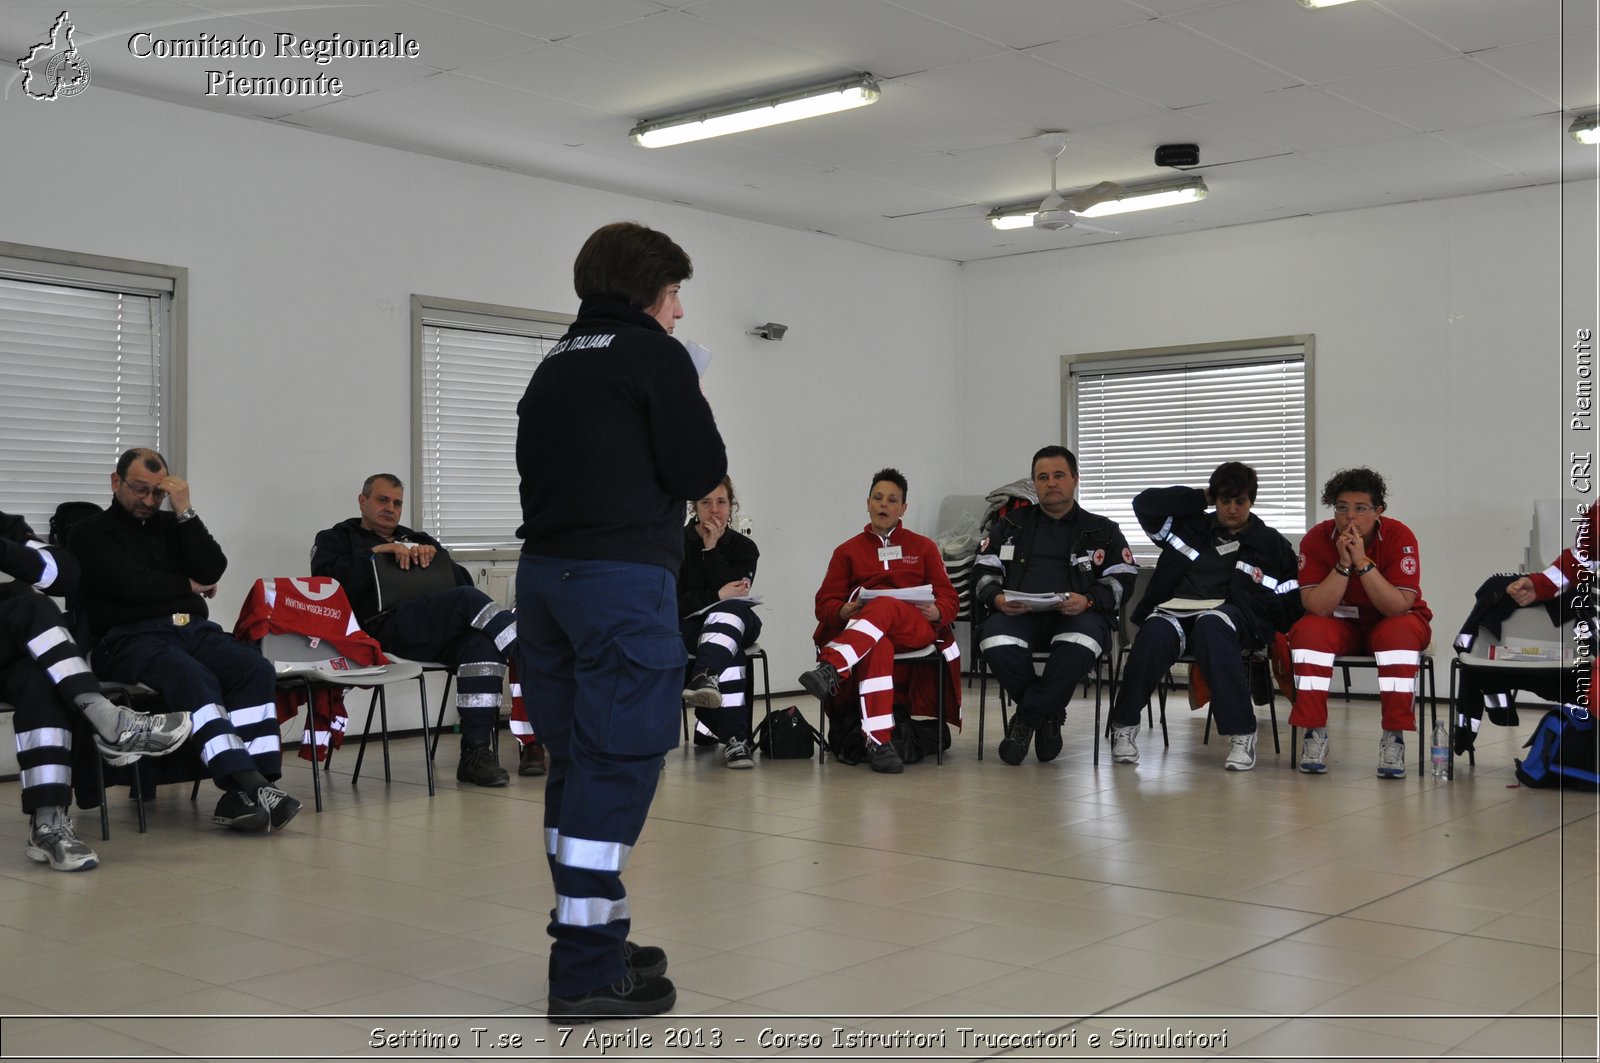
1028, 132, 1121, 234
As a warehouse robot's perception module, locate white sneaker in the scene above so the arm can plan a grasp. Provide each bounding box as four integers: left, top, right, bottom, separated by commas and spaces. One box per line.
1110, 725, 1139, 764
26, 817, 98, 871
1299, 728, 1328, 773
1377, 730, 1406, 779
1224, 732, 1257, 772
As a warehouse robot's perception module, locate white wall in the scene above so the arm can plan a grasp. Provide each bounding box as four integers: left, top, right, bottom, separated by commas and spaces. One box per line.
959, 181, 1596, 660
2, 88, 963, 727
4, 85, 1593, 738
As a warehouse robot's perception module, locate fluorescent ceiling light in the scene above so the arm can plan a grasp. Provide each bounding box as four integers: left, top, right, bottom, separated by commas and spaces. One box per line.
631, 75, 879, 148
1076, 177, 1207, 217
1297, 0, 1361, 8
1570, 114, 1600, 145
987, 177, 1206, 230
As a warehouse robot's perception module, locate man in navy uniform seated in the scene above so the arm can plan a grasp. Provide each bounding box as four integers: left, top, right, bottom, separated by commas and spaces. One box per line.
311, 473, 521, 787
71, 448, 298, 832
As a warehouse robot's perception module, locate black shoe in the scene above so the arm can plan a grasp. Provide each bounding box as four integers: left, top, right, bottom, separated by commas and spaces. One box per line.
623, 940, 668, 979
211, 789, 270, 832
681, 672, 722, 709
518, 739, 547, 777
997, 718, 1033, 765
547, 973, 676, 1022
798, 661, 842, 702
457, 744, 510, 787
868, 741, 904, 774
255, 786, 301, 832
1034, 715, 1064, 763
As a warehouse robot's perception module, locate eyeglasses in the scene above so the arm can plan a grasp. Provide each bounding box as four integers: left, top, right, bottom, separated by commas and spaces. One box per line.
123, 483, 167, 501
1333, 503, 1376, 515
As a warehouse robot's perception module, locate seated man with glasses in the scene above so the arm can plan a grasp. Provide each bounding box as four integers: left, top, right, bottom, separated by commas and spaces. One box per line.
1288, 467, 1432, 778
69, 448, 301, 832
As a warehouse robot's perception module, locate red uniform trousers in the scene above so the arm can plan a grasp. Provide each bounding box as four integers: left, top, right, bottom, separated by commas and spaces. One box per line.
1287, 612, 1431, 731
817, 598, 945, 747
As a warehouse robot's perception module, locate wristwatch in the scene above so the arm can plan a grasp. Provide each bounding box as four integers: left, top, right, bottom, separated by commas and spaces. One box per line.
1334, 562, 1353, 576
174, 508, 197, 523
1353, 560, 1376, 576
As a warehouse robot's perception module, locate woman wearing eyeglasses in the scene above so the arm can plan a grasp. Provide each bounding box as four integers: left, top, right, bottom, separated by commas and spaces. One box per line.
1288, 468, 1432, 778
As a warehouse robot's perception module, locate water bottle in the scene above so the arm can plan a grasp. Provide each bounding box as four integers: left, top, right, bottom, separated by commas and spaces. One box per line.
1430, 720, 1449, 779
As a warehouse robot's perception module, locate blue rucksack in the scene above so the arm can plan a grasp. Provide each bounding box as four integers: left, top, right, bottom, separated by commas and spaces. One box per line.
1515, 703, 1599, 791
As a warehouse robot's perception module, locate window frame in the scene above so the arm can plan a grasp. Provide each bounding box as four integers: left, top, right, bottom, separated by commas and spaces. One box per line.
0, 240, 186, 530
1060, 334, 1315, 555
410, 294, 573, 559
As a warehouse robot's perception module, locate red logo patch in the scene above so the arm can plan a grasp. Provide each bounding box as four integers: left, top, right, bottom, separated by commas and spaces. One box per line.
1298, 552, 1307, 571
1122, 547, 1134, 565
1251, 567, 1264, 583
1093, 548, 1106, 566
1400, 556, 1418, 576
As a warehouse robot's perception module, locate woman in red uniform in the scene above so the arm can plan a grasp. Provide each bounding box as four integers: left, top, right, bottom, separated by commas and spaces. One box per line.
1288, 468, 1431, 778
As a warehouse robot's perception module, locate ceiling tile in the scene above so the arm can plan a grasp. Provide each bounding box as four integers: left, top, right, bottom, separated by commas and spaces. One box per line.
1472, 34, 1598, 112
1030, 17, 1300, 108
899, 52, 1165, 131
755, 169, 971, 217
842, 78, 1038, 154
1306, 132, 1515, 194
1432, 114, 1573, 178
1181, 85, 1415, 152
1322, 56, 1559, 132
1374, 0, 1567, 52
453, 42, 667, 116
1200, 151, 1386, 212
685, 0, 1005, 78
223, 2, 543, 72
1175, 0, 1455, 85
885, 0, 1152, 50
557, 8, 831, 97
406, 0, 668, 43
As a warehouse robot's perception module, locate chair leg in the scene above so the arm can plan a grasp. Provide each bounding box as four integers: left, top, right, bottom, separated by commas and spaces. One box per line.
429, 673, 454, 761
1093, 653, 1104, 766
417, 674, 435, 797
132, 763, 147, 835
976, 656, 987, 761
351, 690, 381, 785
95, 754, 110, 841
934, 657, 945, 766
303, 679, 323, 813
377, 688, 393, 782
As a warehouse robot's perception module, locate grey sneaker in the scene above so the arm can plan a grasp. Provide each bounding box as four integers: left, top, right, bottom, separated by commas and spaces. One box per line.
1224, 732, 1257, 772
1299, 728, 1329, 774
723, 737, 754, 769
96, 710, 193, 767
798, 660, 842, 702
1377, 730, 1406, 779
1110, 725, 1140, 764
26, 818, 98, 872
682, 673, 722, 709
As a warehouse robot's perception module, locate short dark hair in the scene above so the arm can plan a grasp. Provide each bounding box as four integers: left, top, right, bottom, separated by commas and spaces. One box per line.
362, 473, 403, 496
573, 221, 693, 312
1031, 445, 1078, 476
1321, 467, 1387, 509
116, 447, 166, 479
869, 467, 908, 500
1208, 461, 1258, 503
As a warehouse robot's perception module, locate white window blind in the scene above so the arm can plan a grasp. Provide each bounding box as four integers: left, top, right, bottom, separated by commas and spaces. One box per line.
1069, 342, 1308, 552
418, 309, 564, 549
0, 270, 170, 531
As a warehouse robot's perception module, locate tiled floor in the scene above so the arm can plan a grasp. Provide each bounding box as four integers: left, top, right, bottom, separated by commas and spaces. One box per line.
0, 688, 1595, 1061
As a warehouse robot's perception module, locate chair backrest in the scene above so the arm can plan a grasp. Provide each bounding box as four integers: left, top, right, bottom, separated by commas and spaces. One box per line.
1464, 606, 1581, 667
1119, 565, 1157, 645
371, 554, 457, 612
